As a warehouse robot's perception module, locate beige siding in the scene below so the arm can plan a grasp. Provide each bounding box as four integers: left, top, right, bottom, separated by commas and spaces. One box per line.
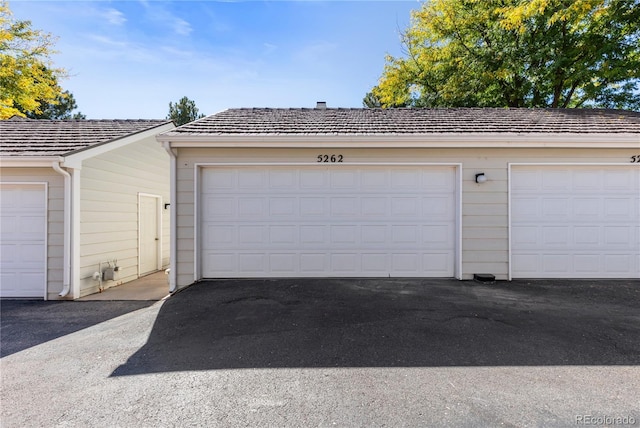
174, 147, 634, 287
79, 135, 170, 296
0, 167, 64, 299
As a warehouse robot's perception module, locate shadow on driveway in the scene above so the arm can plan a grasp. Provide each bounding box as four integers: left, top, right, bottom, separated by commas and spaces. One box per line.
1, 300, 155, 357
112, 278, 640, 376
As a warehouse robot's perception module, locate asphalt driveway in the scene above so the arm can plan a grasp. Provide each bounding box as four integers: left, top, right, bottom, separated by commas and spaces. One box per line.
1, 278, 639, 427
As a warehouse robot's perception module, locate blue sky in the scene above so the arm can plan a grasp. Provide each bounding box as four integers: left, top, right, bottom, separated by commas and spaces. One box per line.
11, 1, 421, 119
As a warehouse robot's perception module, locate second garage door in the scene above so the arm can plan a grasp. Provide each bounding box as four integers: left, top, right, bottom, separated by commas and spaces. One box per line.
200, 165, 457, 278
511, 165, 640, 278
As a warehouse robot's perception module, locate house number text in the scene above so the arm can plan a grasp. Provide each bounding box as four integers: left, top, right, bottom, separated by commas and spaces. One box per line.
317, 154, 344, 163
631, 155, 640, 163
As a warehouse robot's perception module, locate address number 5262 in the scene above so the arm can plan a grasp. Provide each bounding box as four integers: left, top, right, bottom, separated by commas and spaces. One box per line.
317, 154, 344, 163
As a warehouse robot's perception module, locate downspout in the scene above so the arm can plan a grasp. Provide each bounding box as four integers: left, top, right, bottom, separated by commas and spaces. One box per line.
162, 141, 177, 293
52, 161, 71, 297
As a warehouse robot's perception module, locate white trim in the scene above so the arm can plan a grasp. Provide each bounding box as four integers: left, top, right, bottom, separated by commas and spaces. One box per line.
194, 162, 464, 167
162, 142, 177, 292
507, 164, 513, 281
509, 162, 637, 166
51, 163, 72, 298
43, 183, 49, 300
70, 169, 81, 299
456, 166, 463, 280
138, 193, 163, 277
158, 133, 639, 148
194, 161, 463, 280
63, 123, 175, 168
0, 182, 48, 300
0, 157, 63, 167
194, 167, 200, 282
507, 162, 639, 280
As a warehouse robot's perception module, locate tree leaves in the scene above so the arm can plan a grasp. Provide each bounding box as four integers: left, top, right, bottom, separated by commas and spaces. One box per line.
167, 96, 205, 126
0, 1, 68, 119
368, 0, 640, 109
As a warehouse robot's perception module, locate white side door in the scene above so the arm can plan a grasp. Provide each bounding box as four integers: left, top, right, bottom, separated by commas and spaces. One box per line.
139, 194, 160, 276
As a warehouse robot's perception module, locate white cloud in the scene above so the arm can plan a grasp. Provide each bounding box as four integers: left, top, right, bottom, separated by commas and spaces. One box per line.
139, 2, 194, 37
103, 8, 126, 26
263, 43, 277, 55
173, 18, 193, 36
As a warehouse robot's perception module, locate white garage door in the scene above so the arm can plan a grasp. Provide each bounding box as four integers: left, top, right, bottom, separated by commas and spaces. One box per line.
200, 165, 457, 278
0, 183, 47, 298
511, 165, 640, 278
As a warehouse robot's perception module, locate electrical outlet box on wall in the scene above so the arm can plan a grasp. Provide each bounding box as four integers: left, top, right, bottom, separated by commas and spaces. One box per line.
103, 267, 116, 281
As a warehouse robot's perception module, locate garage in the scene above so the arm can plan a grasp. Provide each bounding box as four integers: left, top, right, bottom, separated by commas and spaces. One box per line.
199, 164, 458, 278
510, 165, 640, 278
157, 107, 640, 288
0, 183, 47, 298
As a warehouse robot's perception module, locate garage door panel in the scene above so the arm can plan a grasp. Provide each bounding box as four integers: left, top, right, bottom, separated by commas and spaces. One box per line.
542, 198, 569, 217
330, 197, 358, 216
574, 226, 600, 245
361, 198, 387, 216
238, 170, 266, 188
270, 253, 297, 273
604, 254, 631, 273
511, 166, 639, 278
300, 254, 325, 272
424, 253, 451, 273
542, 226, 569, 245
201, 166, 456, 278
300, 198, 326, 215
574, 255, 601, 273
238, 226, 264, 244
204, 253, 235, 273
604, 226, 632, 245
604, 198, 635, 218
573, 198, 601, 217
603, 169, 635, 189
361, 170, 388, 188
269, 198, 296, 216
422, 196, 454, 216
362, 254, 388, 272
204, 170, 235, 189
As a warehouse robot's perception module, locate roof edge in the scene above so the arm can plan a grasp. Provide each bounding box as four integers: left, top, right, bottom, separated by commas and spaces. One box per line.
0, 157, 63, 167
156, 132, 640, 148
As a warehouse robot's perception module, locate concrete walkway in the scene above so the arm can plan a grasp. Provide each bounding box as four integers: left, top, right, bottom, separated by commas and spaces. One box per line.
78, 271, 170, 301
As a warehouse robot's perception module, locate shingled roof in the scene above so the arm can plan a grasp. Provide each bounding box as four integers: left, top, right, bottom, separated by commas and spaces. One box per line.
163, 108, 640, 136
0, 118, 172, 157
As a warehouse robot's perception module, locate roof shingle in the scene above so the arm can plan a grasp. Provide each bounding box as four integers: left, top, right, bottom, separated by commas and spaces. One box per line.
0, 118, 172, 157
165, 108, 640, 136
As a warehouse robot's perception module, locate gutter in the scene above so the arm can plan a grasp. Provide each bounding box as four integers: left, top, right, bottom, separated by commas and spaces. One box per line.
155, 132, 640, 148
52, 161, 71, 297
162, 142, 178, 293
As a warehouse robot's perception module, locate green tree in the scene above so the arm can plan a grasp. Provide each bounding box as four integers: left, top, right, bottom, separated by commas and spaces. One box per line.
24, 90, 85, 119
167, 96, 205, 126
370, 0, 640, 109
362, 91, 382, 108
0, 0, 68, 119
